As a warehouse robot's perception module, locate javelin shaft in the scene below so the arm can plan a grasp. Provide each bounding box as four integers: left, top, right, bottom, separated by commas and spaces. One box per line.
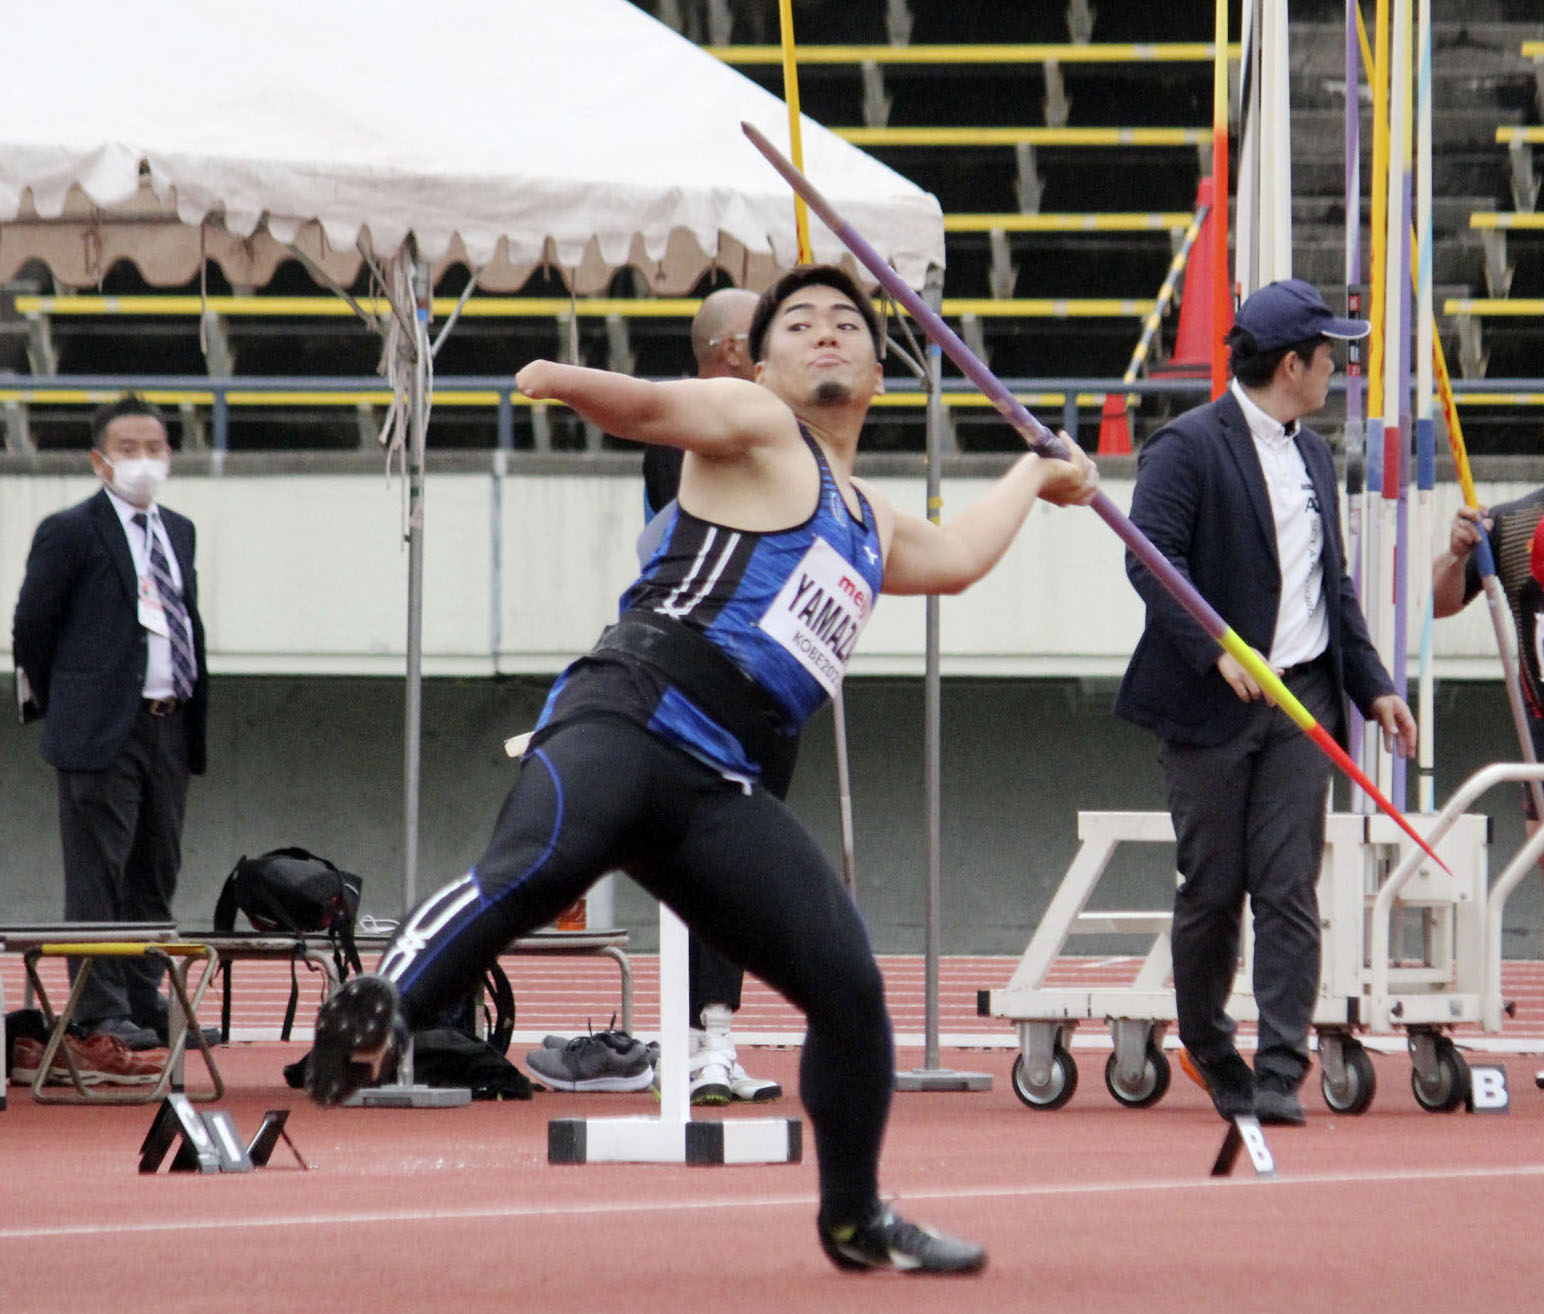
739, 121, 1448, 873
1349, 4, 1540, 815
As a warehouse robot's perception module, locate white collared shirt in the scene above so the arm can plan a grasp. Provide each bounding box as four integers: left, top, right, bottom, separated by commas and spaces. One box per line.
103, 485, 195, 700
1230, 379, 1328, 670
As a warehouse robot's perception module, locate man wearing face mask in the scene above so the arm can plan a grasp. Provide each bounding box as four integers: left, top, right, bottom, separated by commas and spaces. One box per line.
13, 393, 209, 1052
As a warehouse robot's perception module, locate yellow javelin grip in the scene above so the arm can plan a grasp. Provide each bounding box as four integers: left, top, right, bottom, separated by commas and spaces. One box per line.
1216, 631, 1318, 731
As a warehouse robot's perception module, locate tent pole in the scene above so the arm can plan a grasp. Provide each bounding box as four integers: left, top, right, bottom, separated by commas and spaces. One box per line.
895, 264, 990, 1093
403, 248, 431, 912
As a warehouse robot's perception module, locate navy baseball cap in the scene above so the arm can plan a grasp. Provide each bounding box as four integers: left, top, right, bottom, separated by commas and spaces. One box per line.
1233, 278, 1370, 352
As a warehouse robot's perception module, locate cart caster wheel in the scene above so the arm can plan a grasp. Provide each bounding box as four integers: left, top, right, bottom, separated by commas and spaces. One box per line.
1011, 1045, 1078, 1110
1320, 1041, 1376, 1115
1411, 1038, 1469, 1113
1105, 1043, 1170, 1109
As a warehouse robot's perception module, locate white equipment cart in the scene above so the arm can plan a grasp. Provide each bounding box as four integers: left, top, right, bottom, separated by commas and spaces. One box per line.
981, 763, 1537, 1115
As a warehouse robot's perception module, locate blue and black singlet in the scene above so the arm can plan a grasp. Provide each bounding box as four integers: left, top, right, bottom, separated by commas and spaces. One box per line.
533, 426, 884, 779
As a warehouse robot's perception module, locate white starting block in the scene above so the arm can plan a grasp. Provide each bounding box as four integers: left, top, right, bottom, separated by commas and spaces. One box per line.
984, 768, 1517, 1117
548, 903, 801, 1165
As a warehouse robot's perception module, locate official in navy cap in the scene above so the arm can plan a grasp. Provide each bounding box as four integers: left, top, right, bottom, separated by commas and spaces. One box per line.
1115, 278, 1416, 1127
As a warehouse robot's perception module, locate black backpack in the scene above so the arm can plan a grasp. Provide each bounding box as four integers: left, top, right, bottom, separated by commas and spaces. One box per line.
213, 846, 365, 1039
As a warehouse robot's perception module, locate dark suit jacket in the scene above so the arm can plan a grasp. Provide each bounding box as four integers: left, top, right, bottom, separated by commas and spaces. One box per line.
12, 487, 208, 774
1114, 390, 1393, 748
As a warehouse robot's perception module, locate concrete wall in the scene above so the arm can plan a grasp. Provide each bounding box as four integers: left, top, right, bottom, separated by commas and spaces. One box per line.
2, 466, 1529, 681
2, 672, 1539, 957
2, 466, 1541, 957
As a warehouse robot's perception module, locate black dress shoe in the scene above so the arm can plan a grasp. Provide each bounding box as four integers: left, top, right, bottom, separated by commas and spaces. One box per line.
1183, 1049, 1257, 1121
1254, 1077, 1306, 1126
148, 1017, 223, 1050
143, 999, 222, 1049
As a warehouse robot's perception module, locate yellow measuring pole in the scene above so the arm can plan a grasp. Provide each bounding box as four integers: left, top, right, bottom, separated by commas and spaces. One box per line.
778, 0, 812, 263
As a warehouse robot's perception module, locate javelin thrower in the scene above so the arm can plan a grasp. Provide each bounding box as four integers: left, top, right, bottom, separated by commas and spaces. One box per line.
306, 263, 1097, 1275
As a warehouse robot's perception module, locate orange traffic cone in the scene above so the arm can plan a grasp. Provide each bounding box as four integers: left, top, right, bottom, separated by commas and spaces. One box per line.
1166, 176, 1232, 376
1097, 393, 1131, 455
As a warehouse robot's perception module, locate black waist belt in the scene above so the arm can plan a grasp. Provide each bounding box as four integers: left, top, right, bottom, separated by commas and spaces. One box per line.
594, 610, 784, 771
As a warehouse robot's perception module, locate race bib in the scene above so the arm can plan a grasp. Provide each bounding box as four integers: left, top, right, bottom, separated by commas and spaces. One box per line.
758, 537, 873, 697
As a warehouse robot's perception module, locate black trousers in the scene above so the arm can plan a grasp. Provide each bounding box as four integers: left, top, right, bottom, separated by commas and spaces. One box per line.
686, 726, 798, 1026
1159, 658, 1340, 1088
378, 716, 890, 1224
56, 705, 190, 1027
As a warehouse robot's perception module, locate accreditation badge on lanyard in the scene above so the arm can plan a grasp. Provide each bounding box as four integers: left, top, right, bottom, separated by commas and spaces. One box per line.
137, 575, 171, 637
758, 536, 873, 697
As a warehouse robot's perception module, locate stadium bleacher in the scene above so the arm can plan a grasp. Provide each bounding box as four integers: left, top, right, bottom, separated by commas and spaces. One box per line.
1, 0, 1540, 456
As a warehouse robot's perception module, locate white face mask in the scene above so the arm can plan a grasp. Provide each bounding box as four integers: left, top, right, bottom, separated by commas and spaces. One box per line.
105, 456, 169, 507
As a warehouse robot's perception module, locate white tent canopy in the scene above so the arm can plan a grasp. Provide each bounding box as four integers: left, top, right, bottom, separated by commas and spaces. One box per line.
0, 0, 942, 294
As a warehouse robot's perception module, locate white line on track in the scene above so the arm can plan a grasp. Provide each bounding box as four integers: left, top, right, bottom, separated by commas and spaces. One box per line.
4, 1161, 1544, 1243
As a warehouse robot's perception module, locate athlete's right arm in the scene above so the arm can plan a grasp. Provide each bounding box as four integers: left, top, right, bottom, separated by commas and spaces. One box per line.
514, 360, 791, 456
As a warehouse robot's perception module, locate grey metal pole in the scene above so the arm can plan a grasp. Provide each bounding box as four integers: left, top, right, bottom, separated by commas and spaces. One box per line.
831, 687, 858, 896
895, 266, 990, 1093
359, 249, 470, 1109
403, 251, 430, 913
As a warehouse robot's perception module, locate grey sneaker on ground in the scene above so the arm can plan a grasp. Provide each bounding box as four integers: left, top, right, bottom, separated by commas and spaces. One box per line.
525, 1032, 654, 1092
819, 1204, 987, 1275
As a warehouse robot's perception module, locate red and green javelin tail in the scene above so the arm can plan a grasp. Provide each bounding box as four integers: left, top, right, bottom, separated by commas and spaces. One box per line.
741, 121, 1448, 875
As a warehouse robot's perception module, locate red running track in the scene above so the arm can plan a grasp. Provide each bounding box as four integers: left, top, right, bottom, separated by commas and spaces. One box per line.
3, 955, 1544, 1312
2, 1040, 1543, 1313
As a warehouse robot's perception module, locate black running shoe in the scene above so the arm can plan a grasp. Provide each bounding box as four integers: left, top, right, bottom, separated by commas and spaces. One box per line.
306, 975, 406, 1106
818, 1205, 987, 1275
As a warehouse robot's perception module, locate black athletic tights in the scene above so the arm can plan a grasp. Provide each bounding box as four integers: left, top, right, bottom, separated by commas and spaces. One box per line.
376, 715, 893, 1225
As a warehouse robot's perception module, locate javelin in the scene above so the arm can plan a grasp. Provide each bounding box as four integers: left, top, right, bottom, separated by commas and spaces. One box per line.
741, 119, 1448, 873
1351, 2, 1544, 819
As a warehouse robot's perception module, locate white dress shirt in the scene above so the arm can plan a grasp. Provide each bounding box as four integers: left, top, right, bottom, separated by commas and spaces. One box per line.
1230, 379, 1328, 671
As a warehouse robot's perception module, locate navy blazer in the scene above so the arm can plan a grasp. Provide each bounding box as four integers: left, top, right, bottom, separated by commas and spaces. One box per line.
12, 487, 208, 774
1114, 390, 1393, 748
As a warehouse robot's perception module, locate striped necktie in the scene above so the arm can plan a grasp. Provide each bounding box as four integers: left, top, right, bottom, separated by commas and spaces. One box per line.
133, 511, 196, 701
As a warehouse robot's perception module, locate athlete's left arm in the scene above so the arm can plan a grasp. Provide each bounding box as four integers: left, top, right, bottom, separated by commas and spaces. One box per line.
859, 441, 1098, 596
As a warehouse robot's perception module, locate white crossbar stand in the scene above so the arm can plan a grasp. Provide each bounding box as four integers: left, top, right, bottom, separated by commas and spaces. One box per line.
548, 904, 800, 1165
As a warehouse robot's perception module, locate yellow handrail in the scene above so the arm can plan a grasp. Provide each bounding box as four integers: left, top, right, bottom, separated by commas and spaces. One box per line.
835, 125, 1206, 147
1469, 213, 1544, 230
1442, 298, 1544, 315
706, 41, 1240, 65
944, 212, 1191, 232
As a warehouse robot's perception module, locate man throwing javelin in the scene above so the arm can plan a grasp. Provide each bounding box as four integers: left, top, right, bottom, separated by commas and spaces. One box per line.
305, 266, 1097, 1275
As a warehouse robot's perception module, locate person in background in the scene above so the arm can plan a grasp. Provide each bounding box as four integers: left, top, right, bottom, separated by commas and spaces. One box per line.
643, 286, 782, 1105
1433, 493, 1544, 1091
13, 393, 211, 1055
1115, 280, 1416, 1128
1432, 491, 1544, 851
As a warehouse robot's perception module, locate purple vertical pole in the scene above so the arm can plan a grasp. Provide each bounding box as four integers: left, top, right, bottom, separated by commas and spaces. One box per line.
1344, 0, 1368, 805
